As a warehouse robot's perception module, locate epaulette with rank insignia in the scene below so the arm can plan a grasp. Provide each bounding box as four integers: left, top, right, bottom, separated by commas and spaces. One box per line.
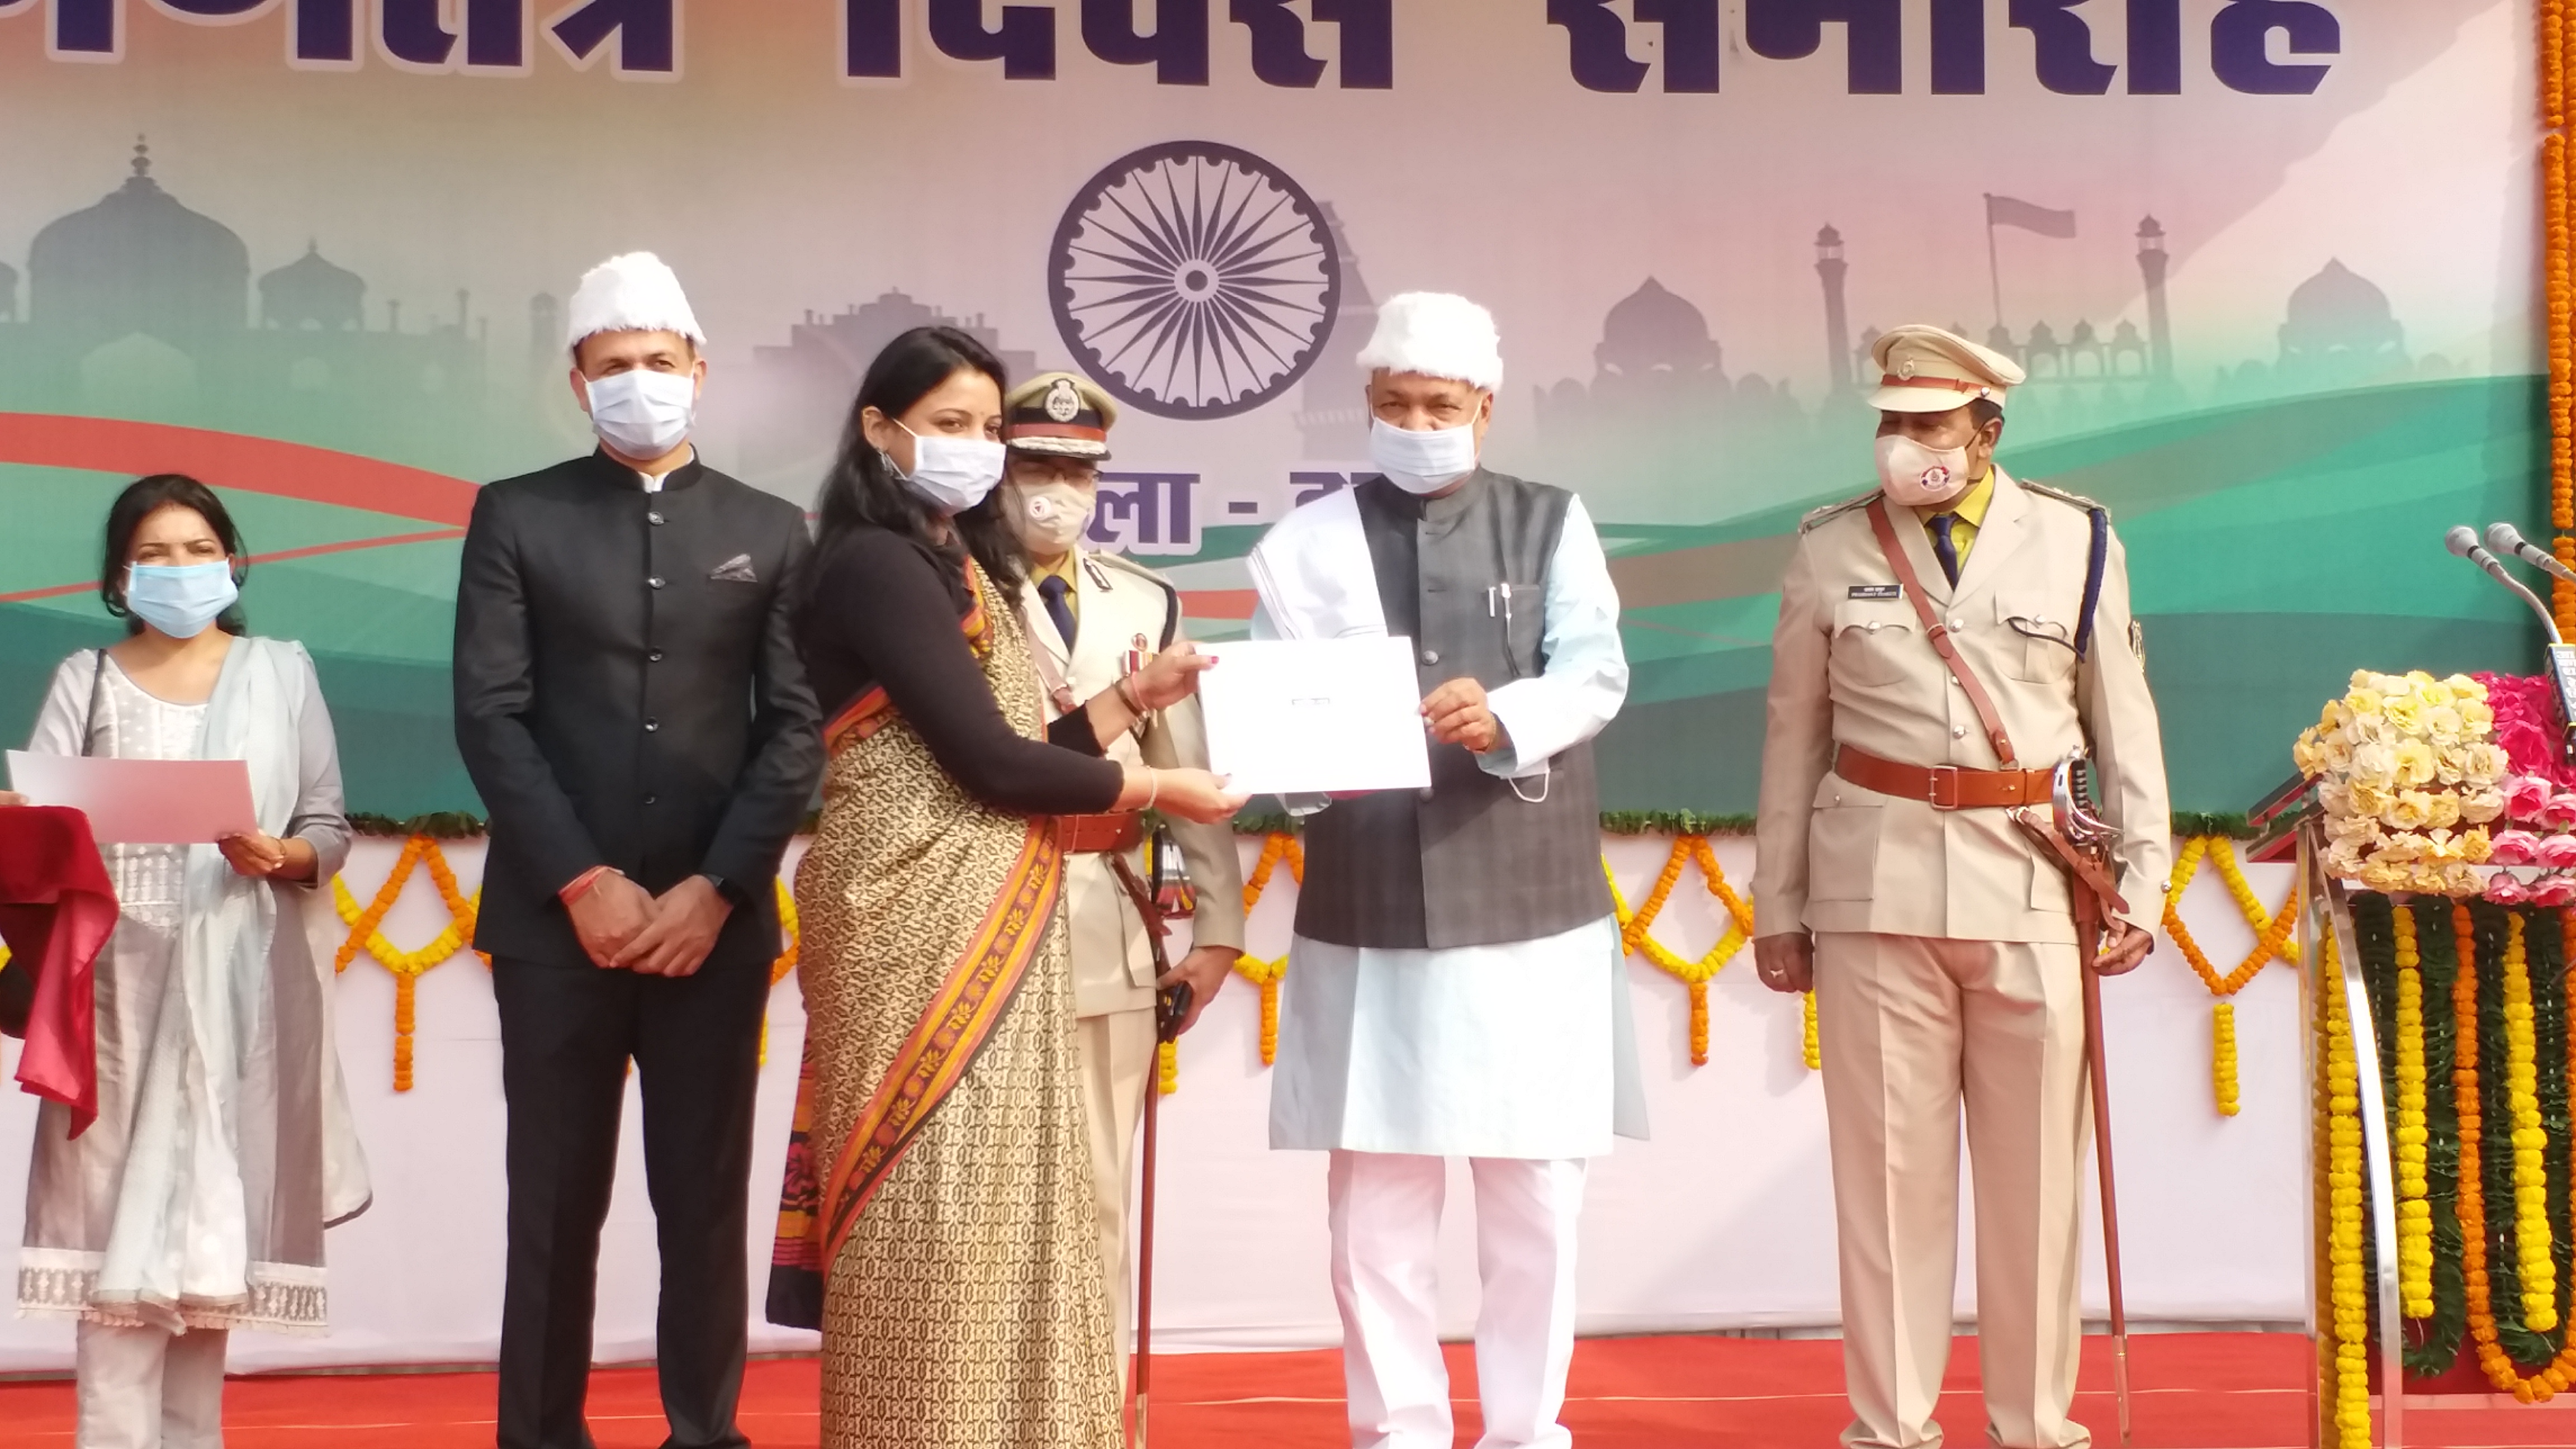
1798, 490, 1878, 533
2018, 478, 2109, 517
1088, 550, 1184, 649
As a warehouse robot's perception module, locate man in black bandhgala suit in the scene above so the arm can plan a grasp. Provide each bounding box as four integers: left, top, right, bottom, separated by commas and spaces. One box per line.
452, 252, 822, 1449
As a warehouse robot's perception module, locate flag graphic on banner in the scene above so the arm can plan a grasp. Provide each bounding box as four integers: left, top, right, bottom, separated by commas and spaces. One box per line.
1985, 194, 2078, 238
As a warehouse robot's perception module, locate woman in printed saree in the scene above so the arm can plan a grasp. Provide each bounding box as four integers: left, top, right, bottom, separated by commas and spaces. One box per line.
773, 326, 1243, 1448
3, 475, 368, 1449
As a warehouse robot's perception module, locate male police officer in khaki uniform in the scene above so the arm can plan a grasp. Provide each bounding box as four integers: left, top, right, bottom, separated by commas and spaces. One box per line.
997, 371, 1248, 1353
1752, 325, 2171, 1449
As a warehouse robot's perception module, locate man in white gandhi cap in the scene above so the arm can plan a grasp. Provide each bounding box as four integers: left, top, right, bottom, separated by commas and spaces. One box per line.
1246, 292, 1643, 1449
453, 252, 822, 1449
1752, 323, 2171, 1449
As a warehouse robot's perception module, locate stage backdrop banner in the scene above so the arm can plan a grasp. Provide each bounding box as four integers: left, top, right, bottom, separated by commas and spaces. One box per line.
0, 0, 2547, 817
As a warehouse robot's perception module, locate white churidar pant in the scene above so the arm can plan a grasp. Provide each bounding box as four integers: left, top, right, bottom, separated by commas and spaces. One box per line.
74, 1321, 228, 1449
1327, 1151, 1587, 1449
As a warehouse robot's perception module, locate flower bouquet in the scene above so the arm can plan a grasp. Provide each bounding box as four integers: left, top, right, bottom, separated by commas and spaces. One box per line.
2461, 671, 2576, 906
2293, 670, 2505, 897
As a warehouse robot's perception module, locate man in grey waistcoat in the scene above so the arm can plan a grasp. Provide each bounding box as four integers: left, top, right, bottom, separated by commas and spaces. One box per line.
1246, 292, 1643, 1449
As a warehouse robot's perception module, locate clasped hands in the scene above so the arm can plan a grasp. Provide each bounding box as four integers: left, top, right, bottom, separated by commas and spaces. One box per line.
567, 872, 732, 977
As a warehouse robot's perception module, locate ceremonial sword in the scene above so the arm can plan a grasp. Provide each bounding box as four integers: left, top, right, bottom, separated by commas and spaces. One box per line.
1107, 849, 1193, 1449
2024, 753, 2135, 1448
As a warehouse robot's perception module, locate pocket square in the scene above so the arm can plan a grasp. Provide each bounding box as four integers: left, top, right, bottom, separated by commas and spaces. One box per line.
709, 554, 757, 584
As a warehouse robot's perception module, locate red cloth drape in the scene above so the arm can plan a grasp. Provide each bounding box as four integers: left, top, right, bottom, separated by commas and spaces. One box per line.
0, 806, 117, 1136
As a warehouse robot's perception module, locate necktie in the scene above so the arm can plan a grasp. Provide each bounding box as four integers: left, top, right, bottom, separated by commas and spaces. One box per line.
1929, 513, 1962, 588
1038, 574, 1077, 647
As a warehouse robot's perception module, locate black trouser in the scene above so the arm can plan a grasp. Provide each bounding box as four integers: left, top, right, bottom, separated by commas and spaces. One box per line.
492, 955, 771, 1449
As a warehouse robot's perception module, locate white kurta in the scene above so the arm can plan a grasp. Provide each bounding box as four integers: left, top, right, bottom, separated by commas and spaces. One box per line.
16, 643, 364, 1335
1252, 491, 1646, 1159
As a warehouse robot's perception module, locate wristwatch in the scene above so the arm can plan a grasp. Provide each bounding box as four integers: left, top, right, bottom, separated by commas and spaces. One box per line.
699, 873, 752, 910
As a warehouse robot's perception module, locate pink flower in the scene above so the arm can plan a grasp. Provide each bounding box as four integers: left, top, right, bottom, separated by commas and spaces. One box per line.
2545, 794, 2576, 831
2487, 873, 2534, 905
2490, 830, 2542, 865
2537, 835, 2576, 870
2507, 774, 2558, 821
2532, 873, 2576, 908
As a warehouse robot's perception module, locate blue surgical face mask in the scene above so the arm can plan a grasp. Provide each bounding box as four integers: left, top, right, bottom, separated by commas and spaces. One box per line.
125, 560, 239, 638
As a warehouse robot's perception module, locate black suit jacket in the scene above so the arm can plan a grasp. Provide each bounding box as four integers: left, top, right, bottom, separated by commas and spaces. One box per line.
453, 451, 823, 972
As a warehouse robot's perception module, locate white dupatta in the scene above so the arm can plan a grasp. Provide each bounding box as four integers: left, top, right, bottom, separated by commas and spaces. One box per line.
27, 637, 368, 1333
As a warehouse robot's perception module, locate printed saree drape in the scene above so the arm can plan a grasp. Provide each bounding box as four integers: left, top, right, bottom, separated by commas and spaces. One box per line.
769, 564, 1120, 1449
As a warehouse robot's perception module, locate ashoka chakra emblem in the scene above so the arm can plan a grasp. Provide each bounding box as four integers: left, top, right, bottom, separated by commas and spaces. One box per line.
1049, 141, 1341, 420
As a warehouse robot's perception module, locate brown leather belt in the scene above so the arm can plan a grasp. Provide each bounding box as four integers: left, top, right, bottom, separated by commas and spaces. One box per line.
1834, 744, 2053, 811
1055, 811, 1144, 855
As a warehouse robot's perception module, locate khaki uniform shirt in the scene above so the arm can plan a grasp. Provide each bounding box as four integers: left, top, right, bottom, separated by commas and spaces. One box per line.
1753, 468, 2172, 945
1024, 550, 1248, 1017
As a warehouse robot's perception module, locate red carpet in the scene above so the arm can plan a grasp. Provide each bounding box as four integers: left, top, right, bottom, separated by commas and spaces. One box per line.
2, 1333, 2568, 1446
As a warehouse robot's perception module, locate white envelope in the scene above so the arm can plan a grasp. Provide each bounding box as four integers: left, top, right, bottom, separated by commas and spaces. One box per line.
7, 751, 259, 844
1196, 636, 1433, 797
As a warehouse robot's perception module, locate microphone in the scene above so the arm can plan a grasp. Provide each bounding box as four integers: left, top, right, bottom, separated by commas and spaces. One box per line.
2447, 524, 2559, 641
2452, 524, 2576, 760
2487, 522, 2576, 586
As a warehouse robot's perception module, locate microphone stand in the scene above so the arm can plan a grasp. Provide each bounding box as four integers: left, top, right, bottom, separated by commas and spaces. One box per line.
2450, 528, 2576, 760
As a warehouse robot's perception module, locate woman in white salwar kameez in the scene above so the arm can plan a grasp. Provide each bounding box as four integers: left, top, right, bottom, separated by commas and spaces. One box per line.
3, 475, 370, 1449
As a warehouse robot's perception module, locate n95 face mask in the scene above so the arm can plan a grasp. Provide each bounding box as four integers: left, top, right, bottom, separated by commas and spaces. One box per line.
584, 369, 697, 460
1875, 433, 1972, 508
1003, 479, 1097, 555
1368, 417, 1479, 495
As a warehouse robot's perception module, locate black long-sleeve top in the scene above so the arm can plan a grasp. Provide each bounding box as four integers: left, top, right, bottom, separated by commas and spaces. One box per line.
799, 525, 1124, 816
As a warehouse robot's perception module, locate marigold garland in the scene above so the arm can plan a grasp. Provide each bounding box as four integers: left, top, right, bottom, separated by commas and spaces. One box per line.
1231, 832, 1304, 1066
1801, 989, 1821, 1071
331, 835, 483, 1092
2163, 835, 2300, 1115
2456, 905, 2576, 1398
2553, 0, 2576, 626
1601, 837, 1757, 1066
333, 840, 798, 1091
2393, 904, 2433, 1319
2501, 912, 2560, 1332
760, 878, 798, 1067
2320, 927, 2372, 1448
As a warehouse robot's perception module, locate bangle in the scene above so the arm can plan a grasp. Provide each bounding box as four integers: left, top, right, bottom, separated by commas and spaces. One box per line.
1116, 673, 1147, 716
1143, 769, 1161, 810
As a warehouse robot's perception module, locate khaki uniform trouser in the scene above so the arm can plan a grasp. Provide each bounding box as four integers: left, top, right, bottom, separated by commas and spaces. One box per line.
1077, 1007, 1157, 1357
1814, 931, 2093, 1449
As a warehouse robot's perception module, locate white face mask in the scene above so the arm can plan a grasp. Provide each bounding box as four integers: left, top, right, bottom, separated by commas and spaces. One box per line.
584, 368, 697, 460
1002, 477, 1097, 556
891, 423, 1007, 513
1875, 433, 1973, 508
1368, 416, 1480, 495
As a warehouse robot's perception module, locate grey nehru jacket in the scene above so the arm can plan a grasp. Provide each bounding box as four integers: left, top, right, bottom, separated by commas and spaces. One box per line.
1294, 471, 1612, 951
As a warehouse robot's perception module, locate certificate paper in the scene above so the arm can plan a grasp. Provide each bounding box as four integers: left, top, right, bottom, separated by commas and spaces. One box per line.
1197, 637, 1433, 796
6, 751, 258, 844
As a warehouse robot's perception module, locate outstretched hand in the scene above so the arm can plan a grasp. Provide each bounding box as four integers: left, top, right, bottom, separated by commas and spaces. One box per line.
1131, 643, 1217, 711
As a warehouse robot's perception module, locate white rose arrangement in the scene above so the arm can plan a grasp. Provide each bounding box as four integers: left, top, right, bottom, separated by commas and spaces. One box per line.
2295, 670, 2502, 897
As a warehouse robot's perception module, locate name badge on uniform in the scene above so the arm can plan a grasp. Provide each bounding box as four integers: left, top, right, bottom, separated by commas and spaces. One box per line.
1848, 584, 1901, 600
